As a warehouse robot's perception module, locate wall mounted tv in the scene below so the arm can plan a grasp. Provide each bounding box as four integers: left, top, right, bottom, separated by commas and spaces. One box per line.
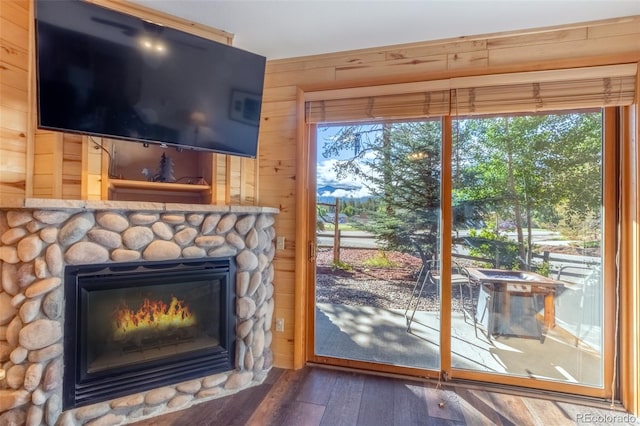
35, 0, 266, 158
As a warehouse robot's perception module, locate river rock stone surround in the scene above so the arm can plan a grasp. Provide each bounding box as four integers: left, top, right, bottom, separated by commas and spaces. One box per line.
0, 199, 278, 425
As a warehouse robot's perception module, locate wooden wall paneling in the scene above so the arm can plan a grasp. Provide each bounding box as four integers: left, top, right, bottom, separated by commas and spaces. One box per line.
385, 39, 488, 59
0, 0, 30, 200
587, 18, 640, 39
0, 160, 27, 197
227, 155, 241, 204
239, 158, 247, 204
32, 131, 62, 198
262, 85, 303, 104
240, 157, 257, 205
264, 67, 337, 90
488, 34, 640, 67
447, 50, 489, 70
82, 136, 104, 200
1, 1, 30, 31
62, 133, 82, 199
266, 51, 385, 75
0, 11, 29, 56
0, 105, 28, 132
0, 127, 27, 196
0, 85, 29, 116
260, 100, 299, 123
485, 28, 588, 50
258, 114, 298, 135
258, 132, 297, 161
0, 129, 27, 155
212, 154, 228, 204
196, 152, 213, 205
100, 138, 110, 199
258, 81, 298, 369
206, 154, 216, 203
87, 0, 232, 44
335, 53, 449, 81
0, 34, 28, 74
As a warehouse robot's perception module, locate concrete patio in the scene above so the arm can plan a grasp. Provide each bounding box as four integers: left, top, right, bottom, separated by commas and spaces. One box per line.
315, 303, 602, 386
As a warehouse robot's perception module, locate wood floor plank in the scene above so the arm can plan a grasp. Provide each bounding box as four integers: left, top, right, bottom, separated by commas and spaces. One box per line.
319, 372, 365, 426
245, 368, 310, 426
296, 367, 340, 405
262, 367, 286, 385
488, 391, 535, 426
554, 401, 635, 425
520, 396, 576, 425
276, 401, 326, 426
393, 379, 430, 426
356, 375, 395, 426
454, 388, 509, 425
424, 384, 465, 424
203, 383, 274, 426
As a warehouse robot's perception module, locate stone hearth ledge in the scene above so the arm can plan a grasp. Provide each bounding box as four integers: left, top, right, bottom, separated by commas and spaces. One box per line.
1, 197, 279, 215
0, 199, 279, 425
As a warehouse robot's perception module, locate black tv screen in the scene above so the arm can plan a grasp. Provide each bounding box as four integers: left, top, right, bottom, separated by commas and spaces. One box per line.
35, 0, 265, 158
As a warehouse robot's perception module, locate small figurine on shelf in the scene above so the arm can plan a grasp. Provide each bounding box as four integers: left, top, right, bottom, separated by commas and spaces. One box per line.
153, 153, 176, 183
141, 168, 153, 181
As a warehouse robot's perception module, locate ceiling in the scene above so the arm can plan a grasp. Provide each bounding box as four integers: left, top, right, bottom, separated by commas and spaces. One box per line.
130, 0, 640, 60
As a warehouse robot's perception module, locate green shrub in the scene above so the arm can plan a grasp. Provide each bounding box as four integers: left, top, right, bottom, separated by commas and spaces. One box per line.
363, 251, 398, 268
332, 260, 353, 271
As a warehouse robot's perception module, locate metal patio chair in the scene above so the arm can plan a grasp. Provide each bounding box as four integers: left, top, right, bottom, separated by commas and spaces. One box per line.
404, 258, 475, 335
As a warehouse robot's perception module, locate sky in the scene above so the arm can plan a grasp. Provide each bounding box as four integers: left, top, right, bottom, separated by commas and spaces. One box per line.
316, 126, 374, 199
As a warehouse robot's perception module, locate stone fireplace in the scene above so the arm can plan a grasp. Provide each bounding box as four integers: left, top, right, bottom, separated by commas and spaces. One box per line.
0, 199, 278, 425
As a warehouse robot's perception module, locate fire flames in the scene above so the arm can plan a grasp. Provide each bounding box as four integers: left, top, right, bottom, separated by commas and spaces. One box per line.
112, 296, 197, 341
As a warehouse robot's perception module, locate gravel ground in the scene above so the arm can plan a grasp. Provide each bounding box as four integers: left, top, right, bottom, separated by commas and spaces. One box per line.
315, 248, 470, 312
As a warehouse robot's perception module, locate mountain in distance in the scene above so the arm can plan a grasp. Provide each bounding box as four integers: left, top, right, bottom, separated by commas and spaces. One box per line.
317, 184, 375, 204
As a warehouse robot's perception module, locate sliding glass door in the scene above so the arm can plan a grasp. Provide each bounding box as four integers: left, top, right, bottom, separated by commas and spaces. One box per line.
307, 108, 614, 397
449, 110, 608, 389
312, 119, 444, 373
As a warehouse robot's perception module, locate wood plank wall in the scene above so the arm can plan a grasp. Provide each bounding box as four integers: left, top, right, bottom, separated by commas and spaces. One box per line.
32, 132, 83, 199
259, 16, 640, 369
0, 0, 30, 200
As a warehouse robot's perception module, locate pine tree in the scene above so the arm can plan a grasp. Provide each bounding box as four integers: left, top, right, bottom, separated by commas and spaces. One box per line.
153, 153, 176, 183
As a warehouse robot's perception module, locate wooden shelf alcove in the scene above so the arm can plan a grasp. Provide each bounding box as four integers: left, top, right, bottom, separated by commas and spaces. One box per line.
108, 178, 212, 204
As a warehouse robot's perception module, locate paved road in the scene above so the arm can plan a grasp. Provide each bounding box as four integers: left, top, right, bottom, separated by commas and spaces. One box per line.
316, 230, 380, 249
317, 231, 600, 270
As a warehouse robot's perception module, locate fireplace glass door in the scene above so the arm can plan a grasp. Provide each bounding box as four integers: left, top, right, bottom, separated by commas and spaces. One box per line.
64, 258, 236, 409
84, 276, 222, 374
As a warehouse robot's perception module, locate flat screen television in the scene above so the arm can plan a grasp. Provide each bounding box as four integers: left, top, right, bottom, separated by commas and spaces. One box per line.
35, 0, 266, 158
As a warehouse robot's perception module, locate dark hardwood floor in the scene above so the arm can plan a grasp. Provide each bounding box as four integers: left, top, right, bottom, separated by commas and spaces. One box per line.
131, 366, 636, 426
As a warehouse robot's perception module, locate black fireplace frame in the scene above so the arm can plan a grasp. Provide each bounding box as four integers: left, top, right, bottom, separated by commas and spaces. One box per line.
63, 257, 236, 409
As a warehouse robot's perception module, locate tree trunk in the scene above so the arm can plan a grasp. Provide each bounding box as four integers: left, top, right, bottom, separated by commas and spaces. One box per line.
525, 199, 533, 268
505, 118, 526, 263
382, 123, 394, 215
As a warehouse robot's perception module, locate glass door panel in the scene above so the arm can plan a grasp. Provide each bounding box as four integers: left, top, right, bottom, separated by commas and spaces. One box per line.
313, 120, 442, 371
450, 111, 604, 387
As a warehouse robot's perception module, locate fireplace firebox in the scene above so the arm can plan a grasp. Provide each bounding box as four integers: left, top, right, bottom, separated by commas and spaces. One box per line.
63, 257, 236, 409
